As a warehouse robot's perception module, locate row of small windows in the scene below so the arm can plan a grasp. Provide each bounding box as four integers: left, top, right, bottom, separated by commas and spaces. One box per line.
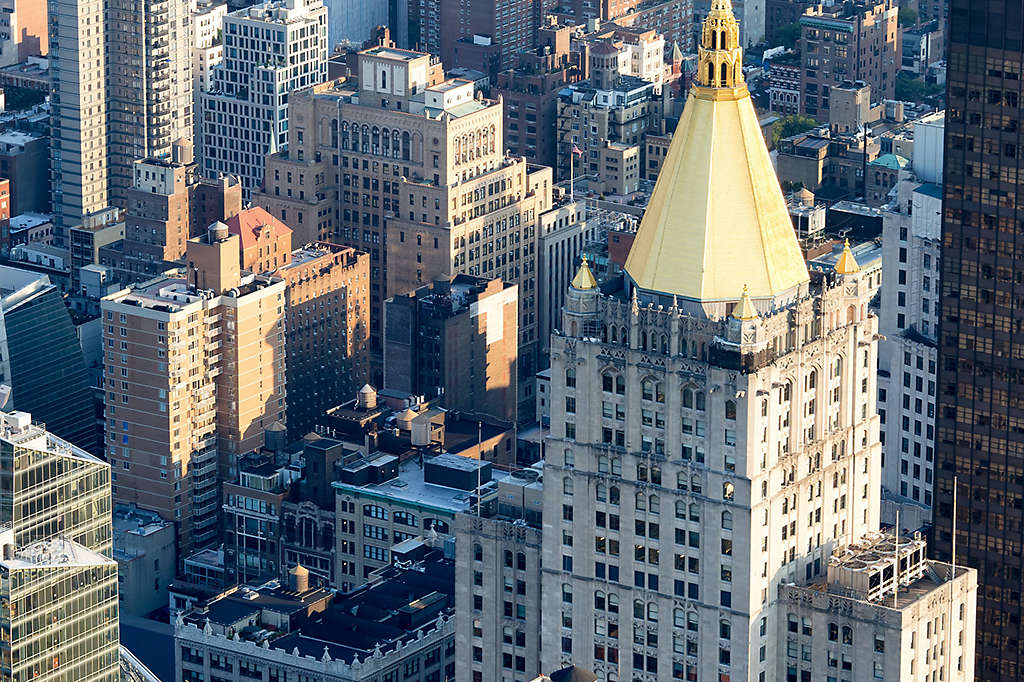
566, 474, 736, 510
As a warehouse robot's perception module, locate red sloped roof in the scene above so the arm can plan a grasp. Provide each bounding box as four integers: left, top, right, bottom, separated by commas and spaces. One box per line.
224, 207, 293, 250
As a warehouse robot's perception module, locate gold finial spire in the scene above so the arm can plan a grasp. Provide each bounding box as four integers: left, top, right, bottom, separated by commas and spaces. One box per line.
835, 238, 861, 275
570, 256, 598, 290
732, 284, 759, 320
697, 0, 743, 89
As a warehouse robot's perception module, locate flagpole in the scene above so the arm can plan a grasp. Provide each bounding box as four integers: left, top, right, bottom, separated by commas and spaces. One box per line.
569, 141, 574, 200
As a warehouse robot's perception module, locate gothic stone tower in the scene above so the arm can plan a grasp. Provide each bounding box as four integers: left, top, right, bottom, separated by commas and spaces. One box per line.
539, 2, 883, 680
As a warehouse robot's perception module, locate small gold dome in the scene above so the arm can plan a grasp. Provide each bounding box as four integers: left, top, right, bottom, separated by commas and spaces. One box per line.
571, 257, 598, 290
835, 239, 861, 275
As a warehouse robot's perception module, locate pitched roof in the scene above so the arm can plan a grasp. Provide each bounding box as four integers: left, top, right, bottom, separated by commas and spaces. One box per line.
623, 82, 809, 303
623, 0, 808, 306
834, 239, 860, 275
224, 207, 293, 250
570, 257, 598, 290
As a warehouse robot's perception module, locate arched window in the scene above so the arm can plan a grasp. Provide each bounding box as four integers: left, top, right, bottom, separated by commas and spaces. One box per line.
649, 494, 660, 514
674, 608, 685, 627
361, 124, 369, 152
565, 367, 576, 387
611, 457, 622, 476
562, 583, 573, 603
382, 127, 390, 154
602, 372, 615, 393
564, 449, 574, 467
725, 400, 736, 420
687, 612, 699, 632
650, 465, 662, 484
504, 550, 513, 567
675, 500, 686, 519
615, 375, 626, 395
371, 126, 380, 152
807, 369, 817, 390
596, 483, 607, 502
401, 131, 411, 160
722, 511, 733, 530
842, 626, 853, 645
633, 600, 645, 619
707, 62, 714, 84
723, 481, 735, 501
691, 474, 703, 494
473, 543, 483, 561
563, 477, 574, 496
689, 503, 700, 521
607, 593, 619, 613
609, 486, 620, 505
696, 392, 706, 411
655, 382, 665, 403
647, 602, 658, 622
720, 619, 732, 639
598, 455, 609, 473
635, 492, 646, 511
676, 472, 688, 491
517, 552, 526, 570
595, 590, 606, 610
642, 379, 654, 401
341, 121, 349, 149
711, 31, 718, 49
683, 388, 693, 408
330, 119, 338, 147
828, 622, 839, 641
720, 61, 728, 84
380, 69, 387, 88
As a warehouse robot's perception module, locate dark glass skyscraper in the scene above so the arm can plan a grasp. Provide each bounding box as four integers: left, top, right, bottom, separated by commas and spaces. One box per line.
933, 1, 1024, 678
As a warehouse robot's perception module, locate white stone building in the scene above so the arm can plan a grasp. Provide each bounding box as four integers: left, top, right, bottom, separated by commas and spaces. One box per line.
199, 0, 327, 198
778, 531, 976, 682
455, 465, 545, 682
193, 0, 228, 147
538, 3, 884, 679
876, 114, 944, 530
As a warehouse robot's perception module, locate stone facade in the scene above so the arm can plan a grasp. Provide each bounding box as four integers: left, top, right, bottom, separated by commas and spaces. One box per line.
539, 263, 881, 680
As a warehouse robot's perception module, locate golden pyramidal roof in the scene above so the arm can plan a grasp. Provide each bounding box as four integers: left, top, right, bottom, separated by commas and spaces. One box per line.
624, 0, 809, 304
835, 239, 861, 274
571, 257, 598, 290
732, 284, 759, 320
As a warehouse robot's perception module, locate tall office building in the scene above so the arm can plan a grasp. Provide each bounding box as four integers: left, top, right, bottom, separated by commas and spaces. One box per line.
876, 111, 944, 529
193, 1, 229, 147
48, 0, 194, 245
385, 274, 519, 422
101, 224, 286, 552
537, 2, 882, 678
103, 148, 243, 286
0, 266, 99, 454
224, 206, 372, 438
0, 0, 47, 66
0, 408, 120, 682
932, 1, 1024, 678
199, 0, 328, 199
797, 0, 900, 119
259, 46, 556, 411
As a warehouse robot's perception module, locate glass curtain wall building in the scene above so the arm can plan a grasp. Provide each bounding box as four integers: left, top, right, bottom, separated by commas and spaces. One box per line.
933, 0, 1024, 678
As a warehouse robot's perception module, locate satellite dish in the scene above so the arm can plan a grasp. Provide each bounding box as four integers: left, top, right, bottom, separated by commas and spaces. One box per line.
0, 384, 12, 410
